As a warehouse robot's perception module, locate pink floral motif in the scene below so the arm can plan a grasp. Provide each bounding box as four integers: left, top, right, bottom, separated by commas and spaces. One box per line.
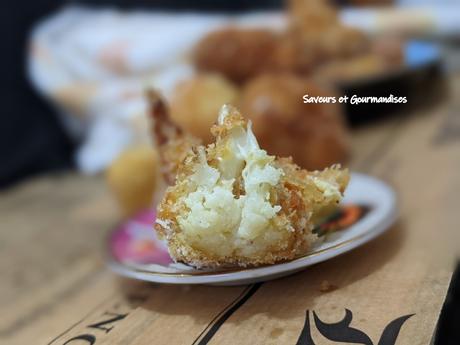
110, 209, 172, 265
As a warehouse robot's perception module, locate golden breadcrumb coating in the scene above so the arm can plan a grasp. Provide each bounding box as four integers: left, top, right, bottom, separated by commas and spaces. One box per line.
154, 104, 349, 268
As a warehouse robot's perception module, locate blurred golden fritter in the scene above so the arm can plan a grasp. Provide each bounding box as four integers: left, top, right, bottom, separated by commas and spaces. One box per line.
192, 28, 279, 84
239, 74, 350, 170
371, 37, 405, 67
192, 0, 371, 80
314, 54, 388, 83
273, 0, 369, 74
170, 74, 239, 143
288, 0, 339, 35
106, 146, 159, 217
274, 26, 370, 75
154, 104, 349, 268
322, 26, 370, 60
314, 37, 404, 84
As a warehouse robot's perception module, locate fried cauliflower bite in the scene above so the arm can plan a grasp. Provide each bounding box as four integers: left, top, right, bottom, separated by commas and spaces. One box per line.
154, 104, 349, 268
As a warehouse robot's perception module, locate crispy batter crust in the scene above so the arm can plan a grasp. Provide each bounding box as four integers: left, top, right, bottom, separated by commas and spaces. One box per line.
147, 90, 200, 185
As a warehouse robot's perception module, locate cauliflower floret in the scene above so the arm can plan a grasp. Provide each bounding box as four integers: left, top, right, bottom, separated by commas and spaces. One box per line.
173, 107, 286, 257
155, 104, 349, 268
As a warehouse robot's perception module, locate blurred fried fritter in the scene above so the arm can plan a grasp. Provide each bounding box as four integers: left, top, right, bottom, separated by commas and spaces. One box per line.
192, 0, 371, 80
314, 54, 388, 83
192, 28, 279, 84
239, 74, 350, 170
314, 36, 404, 83
288, 0, 339, 33
274, 26, 370, 75
323, 26, 370, 59
155, 104, 349, 268
371, 37, 405, 67
170, 74, 239, 143
106, 146, 159, 217
275, 0, 369, 74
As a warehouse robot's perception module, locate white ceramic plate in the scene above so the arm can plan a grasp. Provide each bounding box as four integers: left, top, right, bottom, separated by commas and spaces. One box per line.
107, 173, 397, 285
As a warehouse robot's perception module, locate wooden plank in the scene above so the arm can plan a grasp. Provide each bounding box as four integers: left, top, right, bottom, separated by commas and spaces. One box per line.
1, 80, 458, 344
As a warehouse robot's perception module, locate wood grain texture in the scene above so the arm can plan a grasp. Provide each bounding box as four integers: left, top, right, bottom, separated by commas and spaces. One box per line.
1, 80, 459, 345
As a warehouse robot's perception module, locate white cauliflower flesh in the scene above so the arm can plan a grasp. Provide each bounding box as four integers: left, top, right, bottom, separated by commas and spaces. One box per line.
176, 106, 284, 257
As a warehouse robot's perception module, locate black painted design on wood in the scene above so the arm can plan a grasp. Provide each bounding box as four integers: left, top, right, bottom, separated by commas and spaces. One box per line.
314, 309, 373, 344
297, 309, 414, 345
295, 310, 315, 345
377, 314, 414, 345
193, 283, 262, 345
46, 295, 116, 345
191, 285, 251, 345
62, 334, 96, 345
87, 311, 128, 334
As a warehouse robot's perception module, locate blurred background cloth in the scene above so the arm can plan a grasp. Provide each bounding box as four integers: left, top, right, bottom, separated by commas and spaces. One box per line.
28, 7, 286, 174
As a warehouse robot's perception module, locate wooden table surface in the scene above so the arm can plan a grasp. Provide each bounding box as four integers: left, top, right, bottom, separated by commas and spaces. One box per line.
1, 79, 459, 345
